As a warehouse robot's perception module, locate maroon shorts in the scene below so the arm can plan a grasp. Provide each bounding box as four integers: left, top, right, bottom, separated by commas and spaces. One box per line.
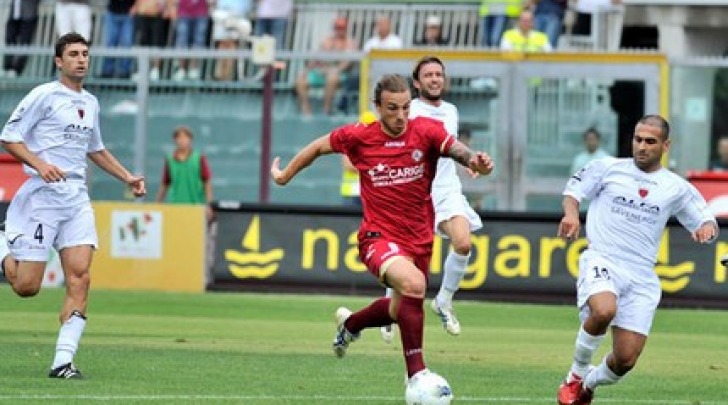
359, 237, 431, 284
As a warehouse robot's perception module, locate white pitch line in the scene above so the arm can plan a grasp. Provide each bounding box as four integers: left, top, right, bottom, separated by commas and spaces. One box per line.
0, 395, 723, 404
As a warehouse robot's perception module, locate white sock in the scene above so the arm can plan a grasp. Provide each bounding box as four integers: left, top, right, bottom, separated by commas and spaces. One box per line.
52, 311, 86, 369
584, 356, 621, 390
384, 287, 393, 298
568, 325, 605, 379
436, 250, 469, 307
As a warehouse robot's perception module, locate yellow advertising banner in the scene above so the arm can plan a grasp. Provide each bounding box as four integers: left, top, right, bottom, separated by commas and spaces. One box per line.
91, 202, 206, 292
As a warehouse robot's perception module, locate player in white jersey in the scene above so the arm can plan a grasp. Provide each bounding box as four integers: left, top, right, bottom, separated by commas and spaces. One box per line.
381, 56, 482, 341
556, 115, 717, 405
0, 33, 146, 379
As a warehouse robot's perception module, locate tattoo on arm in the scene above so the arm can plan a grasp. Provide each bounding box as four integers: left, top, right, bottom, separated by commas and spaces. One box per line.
448, 142, 473, 168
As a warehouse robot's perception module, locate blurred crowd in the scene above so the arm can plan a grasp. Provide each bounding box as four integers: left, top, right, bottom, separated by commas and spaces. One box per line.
2, 0, 624, 81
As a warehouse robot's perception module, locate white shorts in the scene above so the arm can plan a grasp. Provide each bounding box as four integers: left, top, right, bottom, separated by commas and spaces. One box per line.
432, 189, 483, 237
576, 250, 661, 336
5, 178, 97, 262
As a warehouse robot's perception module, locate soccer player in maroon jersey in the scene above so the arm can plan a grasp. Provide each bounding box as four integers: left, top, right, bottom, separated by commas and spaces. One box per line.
270, 74, 493, 383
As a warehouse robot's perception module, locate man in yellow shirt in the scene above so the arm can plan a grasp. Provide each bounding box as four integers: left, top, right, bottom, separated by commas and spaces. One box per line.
500, 9, 552, 52
479, 0, 523, 47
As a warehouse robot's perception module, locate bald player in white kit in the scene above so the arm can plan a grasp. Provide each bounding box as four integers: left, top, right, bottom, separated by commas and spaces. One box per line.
381, 56, 482, 341
556, 115, 718, 405
0, 33, 146, 379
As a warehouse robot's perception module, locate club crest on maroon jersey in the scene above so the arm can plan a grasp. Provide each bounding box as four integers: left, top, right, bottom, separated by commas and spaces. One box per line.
411, 149, 423, 162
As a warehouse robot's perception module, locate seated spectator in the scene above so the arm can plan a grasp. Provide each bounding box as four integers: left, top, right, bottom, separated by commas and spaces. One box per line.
479, 0, 522, 48
500, 9, 552, 52
570, 127, 611, 174
533, 0, 567, 48
709, 137, 728, 171
363, 16, 403, 52
132, 0, 172, 81
2, 0, 40, 78
573, 0, 622, 36
211, 0, 253, 81
169, 0, 211, 81
254, 0, 292, 49
414, 15, 449, 47
102, 0, 135, 79
295, 16, 358, 116
55, 0, 92, 40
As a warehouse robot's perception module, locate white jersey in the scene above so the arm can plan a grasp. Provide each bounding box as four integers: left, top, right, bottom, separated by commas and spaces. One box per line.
409, 98, 461, 193
1, 81, 105, 180
564, 157, 717, 276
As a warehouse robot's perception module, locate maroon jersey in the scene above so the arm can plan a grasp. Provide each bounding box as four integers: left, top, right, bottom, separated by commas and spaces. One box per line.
330, 117, 455, 256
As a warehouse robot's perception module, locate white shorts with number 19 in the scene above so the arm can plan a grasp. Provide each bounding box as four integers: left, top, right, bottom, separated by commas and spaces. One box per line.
577, 249, 661, 336
5, 177, 97, 262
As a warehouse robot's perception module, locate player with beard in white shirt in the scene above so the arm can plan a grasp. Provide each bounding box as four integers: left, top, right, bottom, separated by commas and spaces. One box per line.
556, 115, 717, 405
381, 56, 483, 342
0, 33, 146, 379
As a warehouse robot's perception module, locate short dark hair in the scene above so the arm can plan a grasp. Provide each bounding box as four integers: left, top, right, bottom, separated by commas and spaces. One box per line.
55, 33, 89, 58
173, 126, 193, 139
412, 56, 445, 82
373, 74, 410, 105
583, 127, 601, 140
637, 114, 670, 140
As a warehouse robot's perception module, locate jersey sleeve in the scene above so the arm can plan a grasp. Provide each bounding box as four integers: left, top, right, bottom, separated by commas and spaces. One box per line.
0, 87, 46, 143
329, 122, 360, 155
563, 157, 615, 202
429, 120, 455, 156
674, 181, 718, 235
87, 97, 105, 152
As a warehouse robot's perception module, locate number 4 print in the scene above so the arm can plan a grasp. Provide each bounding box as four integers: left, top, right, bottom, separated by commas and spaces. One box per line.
34, 224, 43, 244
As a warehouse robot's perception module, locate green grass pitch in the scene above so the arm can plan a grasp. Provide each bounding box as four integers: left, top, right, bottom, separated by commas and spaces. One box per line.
0, 286, 726, 404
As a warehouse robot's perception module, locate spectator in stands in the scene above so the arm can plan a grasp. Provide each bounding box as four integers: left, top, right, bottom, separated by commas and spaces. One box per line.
709, 136, 728, 171
295, 16, 358, 116
341, 155, 361, 206
2, 0, 40, 78
533, 0, 567, 48
156, 126, 215, 222
101, 0, 135, 79
254, 0, 292, 49
55, 0, 92, 41
363, 16, 403, 52
479, 0, 522, 48
500, 9, 552, 52
414, 15, 449, 47
132, 0, 172, 81
573, 0, 622, 36
570, 127, 610, 174
169, 0, 211, 81
211, 0, 253, 81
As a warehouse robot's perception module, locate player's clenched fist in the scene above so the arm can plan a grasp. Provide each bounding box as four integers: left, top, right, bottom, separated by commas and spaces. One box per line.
37, 162, 66, 183
557, 215, 580, 241
270, 157, 288, 186
468, 152, 494, 176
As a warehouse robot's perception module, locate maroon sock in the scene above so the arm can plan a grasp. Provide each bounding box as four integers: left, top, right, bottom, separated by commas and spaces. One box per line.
397, 295, 426, 378
344, 298, 394, 334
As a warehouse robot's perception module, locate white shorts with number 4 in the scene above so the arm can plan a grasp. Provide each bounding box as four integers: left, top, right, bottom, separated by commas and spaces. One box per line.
5, 178, 97, 262
577, 249, 661, 336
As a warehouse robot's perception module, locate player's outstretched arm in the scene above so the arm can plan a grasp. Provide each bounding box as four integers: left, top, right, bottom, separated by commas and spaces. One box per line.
2, 141, 66, 182
271, 134, 334, 186
447, 140, 494, 175
88, 149, 146, 197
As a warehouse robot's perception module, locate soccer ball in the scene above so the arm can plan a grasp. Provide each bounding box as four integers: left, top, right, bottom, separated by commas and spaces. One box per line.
405, 370, 453, 405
